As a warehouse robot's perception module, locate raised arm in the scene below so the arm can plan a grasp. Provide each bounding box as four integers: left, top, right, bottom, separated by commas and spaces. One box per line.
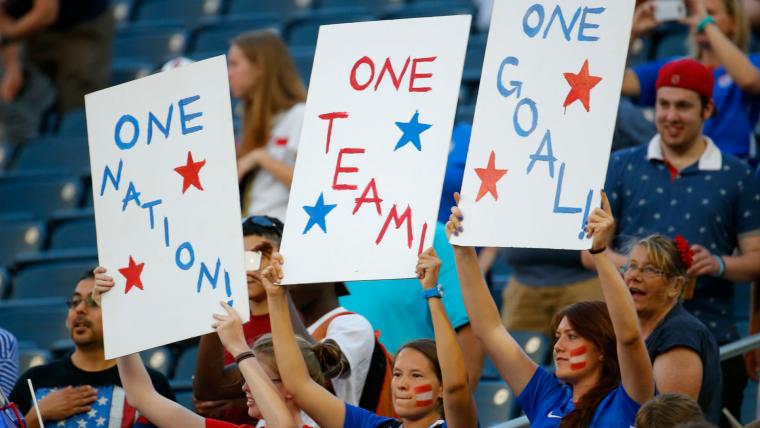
586, 192, 654, 404
212, 301, 297, 428
263, 255, 346, 428
446, 193, 537, 395
417, 248, 477, 428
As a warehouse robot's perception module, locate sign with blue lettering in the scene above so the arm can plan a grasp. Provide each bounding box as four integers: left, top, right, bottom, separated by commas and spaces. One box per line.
85, 56, 250, 359
452, 0, 634, 249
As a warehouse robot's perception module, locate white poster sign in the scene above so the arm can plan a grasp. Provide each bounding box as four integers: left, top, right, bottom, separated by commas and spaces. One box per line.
452, 0, 634, 249
86, 56, 250, 359
280, 16, 471, 284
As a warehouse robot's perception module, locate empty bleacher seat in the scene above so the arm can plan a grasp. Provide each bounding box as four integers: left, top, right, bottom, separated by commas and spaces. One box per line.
10, 251, 98, 300
0, 140, 15, 171
383, 1, 476, 20
0, 298, 70, 350
18, 346, 53, 372
113, 23, 187, 64
285, 10, 376, 49
463, 32, 487, 82
48, 211, 97, 251
0, 218, 45, 268
651, 23, 689, 60
188, 16, 282, 57
318, 0, 405, 13
291, 47, 315, 84
174, 346, 198, 380
12, 138, 90, 174
131, 0, 222, 24
512, 330, 550, 365
141, 346, 174, 377
56, 109, 87, 137
225, 0, 314, 18
475, 380, 516, 426
0, 268, 9, 299
174, 389, 195, 411
0, 174, 83, 218
111, 59, 154, 85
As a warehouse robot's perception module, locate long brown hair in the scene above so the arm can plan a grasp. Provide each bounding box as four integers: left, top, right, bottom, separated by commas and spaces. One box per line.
232, 31, 307, 156
553, 301, 620, 428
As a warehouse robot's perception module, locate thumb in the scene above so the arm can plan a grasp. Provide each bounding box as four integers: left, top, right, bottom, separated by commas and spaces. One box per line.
600, 191, 611, 215
453, 192, 460, 205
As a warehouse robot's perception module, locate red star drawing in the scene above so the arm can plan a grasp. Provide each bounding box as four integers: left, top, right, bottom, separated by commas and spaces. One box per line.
562, 59, 603, 112
119, 256, 145, 294
174, 151, 206, 194
475, 150, 508, 202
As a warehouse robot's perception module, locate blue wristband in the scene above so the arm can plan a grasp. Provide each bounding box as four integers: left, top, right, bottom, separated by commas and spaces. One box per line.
697, 15, 716, 33
713, 255, 725, 277
422, 284, 444, 299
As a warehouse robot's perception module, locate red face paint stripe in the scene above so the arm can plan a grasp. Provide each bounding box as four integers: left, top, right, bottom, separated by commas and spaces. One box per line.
414, 384, 433, 394
570, 361, 588, 370
415, 399, 433, 408
569, 345, 587, 357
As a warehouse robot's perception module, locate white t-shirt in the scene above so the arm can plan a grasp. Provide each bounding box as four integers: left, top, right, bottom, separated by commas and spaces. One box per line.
307, 307, 376, 407
255, 411, 317, 427
245, 103, 305, 221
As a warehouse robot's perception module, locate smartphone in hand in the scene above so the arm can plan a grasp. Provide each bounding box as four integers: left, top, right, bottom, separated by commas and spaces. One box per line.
654, 0, 686, 22
244, 251, 262, 271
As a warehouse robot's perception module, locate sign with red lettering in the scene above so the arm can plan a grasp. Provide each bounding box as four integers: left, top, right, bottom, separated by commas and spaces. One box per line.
452, 0, 634, 249
280, 16, 470, 284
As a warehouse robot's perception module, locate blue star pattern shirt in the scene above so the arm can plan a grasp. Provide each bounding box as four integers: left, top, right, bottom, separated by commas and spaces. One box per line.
517, 367, 640, 427
633, 55, 760, 158
34, 385, 143, 428
605, 137, 760, 343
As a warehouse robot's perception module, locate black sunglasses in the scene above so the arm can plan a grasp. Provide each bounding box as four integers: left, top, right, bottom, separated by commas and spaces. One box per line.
242, 215, 283, 237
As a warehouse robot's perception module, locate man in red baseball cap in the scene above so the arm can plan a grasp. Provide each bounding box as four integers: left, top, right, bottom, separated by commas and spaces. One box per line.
585, 57, 760, 424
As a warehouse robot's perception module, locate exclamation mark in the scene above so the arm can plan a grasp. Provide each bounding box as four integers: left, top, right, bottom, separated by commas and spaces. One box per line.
417, 222, 428, 256
224, 270, 233, 306
577, 189, 593, 240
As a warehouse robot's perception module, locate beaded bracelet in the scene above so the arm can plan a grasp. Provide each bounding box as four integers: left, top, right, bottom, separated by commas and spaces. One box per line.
235, 350, 255, 365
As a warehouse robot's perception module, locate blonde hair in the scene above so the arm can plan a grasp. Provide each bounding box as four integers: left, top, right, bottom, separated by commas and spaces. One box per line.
232, 31, 307, 156
632, 235, 696, 298
690, 0, 751, 56
635, 393, 705, 427
252, 334, 346, 386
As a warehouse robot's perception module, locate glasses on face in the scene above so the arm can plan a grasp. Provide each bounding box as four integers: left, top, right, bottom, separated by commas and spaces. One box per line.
66, 295, 100, 309
620, 263, 665, 278
242, 216, 283, 237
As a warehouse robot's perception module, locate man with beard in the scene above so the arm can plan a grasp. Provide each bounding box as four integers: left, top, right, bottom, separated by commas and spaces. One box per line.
8, 270, 175, 428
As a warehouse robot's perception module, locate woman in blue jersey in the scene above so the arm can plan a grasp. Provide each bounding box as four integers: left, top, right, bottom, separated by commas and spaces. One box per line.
447, 192, 654, 427
261, 249, 478, 428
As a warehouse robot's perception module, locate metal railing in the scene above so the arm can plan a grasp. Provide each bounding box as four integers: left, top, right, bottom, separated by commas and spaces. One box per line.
492, 332, 760, 428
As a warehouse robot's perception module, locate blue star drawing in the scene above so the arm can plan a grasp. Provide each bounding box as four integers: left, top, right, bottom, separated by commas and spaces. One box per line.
394, 110, 432, 151
303, 192, 337, 234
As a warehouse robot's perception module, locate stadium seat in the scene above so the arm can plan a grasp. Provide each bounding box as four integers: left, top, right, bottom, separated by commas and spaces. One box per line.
18, 346, 53, 372
113, 23, 187, 64
291, 47, 315, 84
188, 16, 282, 57
475, 380, 516, 426
12, 138, 90, 174
56, 109, 87, 137
112, 0, 134, 25
48, 213, 97, 251
111, 59, 154, 86
0, 298, 70, 350
463, 32, 487, 82
383, 1, 476, 20
512, 331, 550, 365
318, 0, 405, 13
285, 10, 376, 49
225, 0, 314, 18
651, 23, 689, 60
0, 218, 46, 268
174, 390, 195, 411
131, 0, 222, 25
456, 103, 475, 127
174, 346, 198, 380
0, 268, 9, 299
0, 140, 15, 171
141, 346, 174, 377
10, 251, 98, 300
0, 174, 83, 218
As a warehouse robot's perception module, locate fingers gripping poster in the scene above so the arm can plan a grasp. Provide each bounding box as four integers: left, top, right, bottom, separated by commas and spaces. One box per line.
280, 16, 470, 284
85, 56, 250, 359
452, 0, 634, 249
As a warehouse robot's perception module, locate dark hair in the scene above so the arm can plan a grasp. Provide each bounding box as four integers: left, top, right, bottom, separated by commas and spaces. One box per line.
242, 215, 284, 245
635, 393, 705, 427
253, 334, 346, 386
553, 301, 620, 428
79, 269, 95, 282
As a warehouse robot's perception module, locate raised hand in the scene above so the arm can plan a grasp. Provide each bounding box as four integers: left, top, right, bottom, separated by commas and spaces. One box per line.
585, 191, 615, 251
632, 0, 658, 37
687, 244, 720, 277
445, 192, 465, 242
261, 252, 286, 297
416, 248, 442, 290
211, 301, 249, 357
92, 266, 115, 304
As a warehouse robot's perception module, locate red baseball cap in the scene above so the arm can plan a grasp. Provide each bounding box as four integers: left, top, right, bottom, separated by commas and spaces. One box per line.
655, 59, 714, 100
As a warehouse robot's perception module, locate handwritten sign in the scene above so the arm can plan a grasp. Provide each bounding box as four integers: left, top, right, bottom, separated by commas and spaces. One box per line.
280, 16, 470, 284
85, 56, 250, 359
452, 0, 634, 249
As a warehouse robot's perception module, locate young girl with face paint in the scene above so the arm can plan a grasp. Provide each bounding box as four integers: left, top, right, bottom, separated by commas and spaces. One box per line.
447, 192, 654, 427
261, 249, 478, 428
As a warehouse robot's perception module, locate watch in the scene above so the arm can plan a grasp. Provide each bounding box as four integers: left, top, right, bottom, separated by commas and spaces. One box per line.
422, 284, 444, 299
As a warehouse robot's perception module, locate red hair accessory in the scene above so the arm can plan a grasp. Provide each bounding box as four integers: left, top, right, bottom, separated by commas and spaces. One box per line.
674, 235, 694, 269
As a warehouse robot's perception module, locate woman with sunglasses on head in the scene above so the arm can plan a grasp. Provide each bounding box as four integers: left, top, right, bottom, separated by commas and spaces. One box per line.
260, 249, 478, 428
229, 31, 307, 220
447, 192, 654, 427
622, 235, 722, 423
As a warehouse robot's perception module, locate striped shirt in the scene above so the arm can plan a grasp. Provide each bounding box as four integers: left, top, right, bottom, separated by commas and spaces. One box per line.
0, 327, 19, 397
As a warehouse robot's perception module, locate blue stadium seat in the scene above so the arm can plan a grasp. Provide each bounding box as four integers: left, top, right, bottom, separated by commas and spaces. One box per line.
285, 10, 376, 49
318, 0, 405, 13
475, 380, 517, 426
10, 252, 98, 300
225, 0, 314, 18
0, 268, 9, 299
188, 16, 282, 57
0, 218, 46, 268
0, 174, 83, 218
174, 346, 198, 380
12, 138, 90, 174
131, 0, 222, 24
463, 32, 487, 82
48, 213, 97, 251
113, 23, 187, 64
456, 103, 475, 127
291, 47, 315, 84
383, 1, 476, 20
112, 0, 135, 26
18, 346, 53, 372
0, 140, 16, 171
652, 23, 689, 60
56, 109, 87, 137
512, 330, 550, 365
0, 298, 70, 350
110, 59, 154, 86
141, 346, 174, 377
175, 390, 195, 411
